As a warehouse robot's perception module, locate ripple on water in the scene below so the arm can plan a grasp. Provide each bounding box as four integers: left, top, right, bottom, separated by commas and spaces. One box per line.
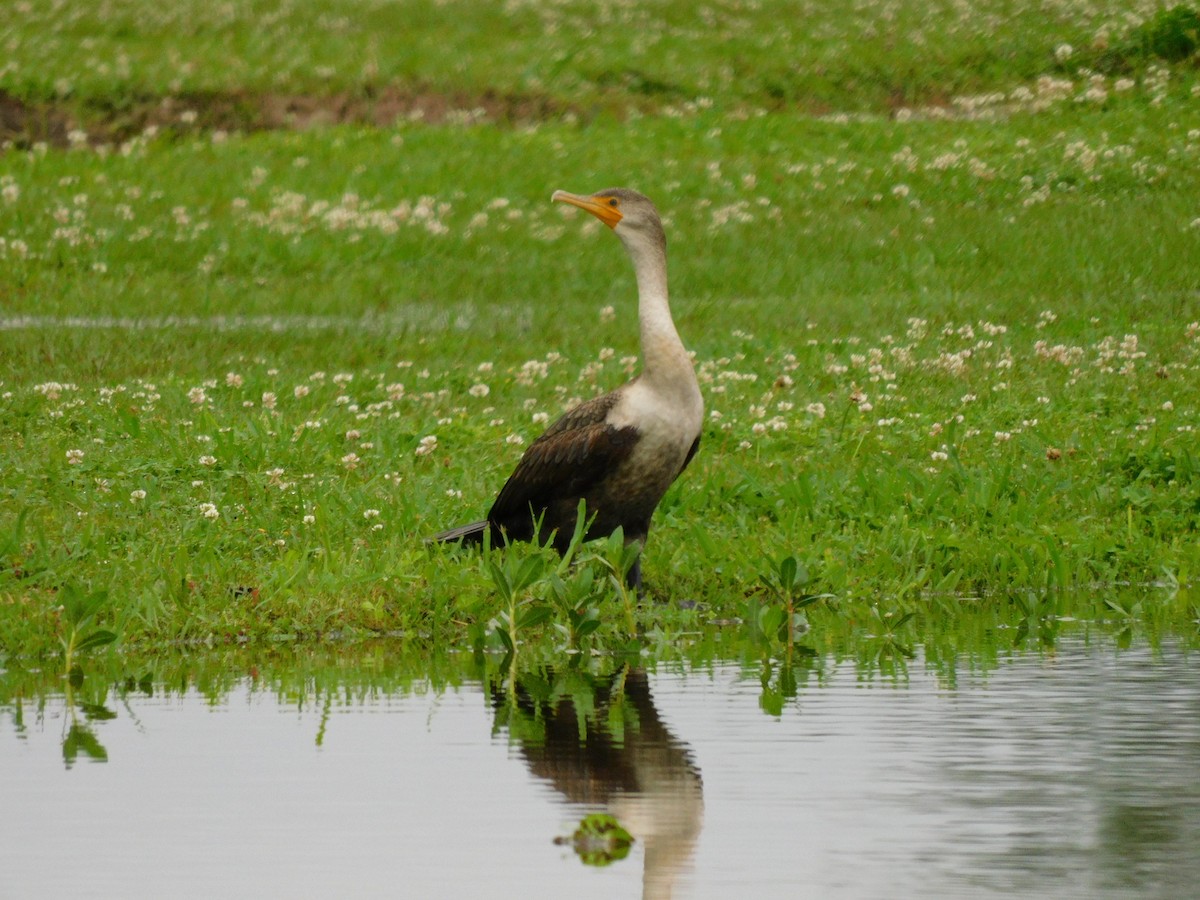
1, 639, 1197, 899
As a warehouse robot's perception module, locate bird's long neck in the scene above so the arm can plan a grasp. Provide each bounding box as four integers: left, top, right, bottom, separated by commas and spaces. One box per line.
624, 236, 696, 402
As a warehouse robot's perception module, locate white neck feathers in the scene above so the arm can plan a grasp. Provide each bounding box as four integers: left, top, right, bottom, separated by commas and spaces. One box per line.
619, 229, 695, 401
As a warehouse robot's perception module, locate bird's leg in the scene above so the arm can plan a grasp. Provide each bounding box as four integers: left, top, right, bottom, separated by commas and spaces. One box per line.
625, 556, 642, 593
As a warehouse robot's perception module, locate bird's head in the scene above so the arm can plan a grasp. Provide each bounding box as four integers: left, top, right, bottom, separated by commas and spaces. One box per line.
552, 188, 665, 250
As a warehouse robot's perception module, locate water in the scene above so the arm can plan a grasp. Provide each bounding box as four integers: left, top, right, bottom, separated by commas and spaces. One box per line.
2, 639, 1198, 899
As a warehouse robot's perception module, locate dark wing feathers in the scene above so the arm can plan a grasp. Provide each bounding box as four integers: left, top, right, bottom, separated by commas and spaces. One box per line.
679, 434, 701, 476
428, 520, 488, 545
487, 391, 637, 528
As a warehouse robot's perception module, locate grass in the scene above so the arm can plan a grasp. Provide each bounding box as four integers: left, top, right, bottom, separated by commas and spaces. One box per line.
0, 1, 1170, 109
2, 1, 1199, 662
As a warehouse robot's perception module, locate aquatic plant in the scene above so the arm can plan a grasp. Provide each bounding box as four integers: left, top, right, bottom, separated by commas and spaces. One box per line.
58, 584, 117, 676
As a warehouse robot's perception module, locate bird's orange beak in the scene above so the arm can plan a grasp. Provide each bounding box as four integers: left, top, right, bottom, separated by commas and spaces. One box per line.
552, 190, 623, 229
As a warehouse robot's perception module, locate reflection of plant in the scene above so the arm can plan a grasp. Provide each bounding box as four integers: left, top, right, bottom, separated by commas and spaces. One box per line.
758, 651, 818, 717
62, 721, 108, 767
61, 665, 115, 768
59, 584, 118, 676
560, 813, 634, 866
857, 606, 917, 681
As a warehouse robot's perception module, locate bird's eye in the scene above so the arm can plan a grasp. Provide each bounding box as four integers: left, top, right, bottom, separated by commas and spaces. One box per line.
608, 198, 618, 207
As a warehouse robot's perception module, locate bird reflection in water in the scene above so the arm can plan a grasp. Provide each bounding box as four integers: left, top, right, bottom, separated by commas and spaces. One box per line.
490, 665, 703, 899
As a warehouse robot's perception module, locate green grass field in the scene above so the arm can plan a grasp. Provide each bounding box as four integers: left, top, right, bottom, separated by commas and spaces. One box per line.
2, 1, 1199, 660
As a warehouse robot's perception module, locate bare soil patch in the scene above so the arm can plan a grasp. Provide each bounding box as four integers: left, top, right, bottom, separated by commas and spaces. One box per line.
0, 86, 577, 148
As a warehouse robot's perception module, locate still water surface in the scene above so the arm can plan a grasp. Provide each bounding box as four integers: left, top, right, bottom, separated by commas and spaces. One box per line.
2, 639, 1198, 899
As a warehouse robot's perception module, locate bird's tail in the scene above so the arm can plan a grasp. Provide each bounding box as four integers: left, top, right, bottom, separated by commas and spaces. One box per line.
427, 520, 489, 546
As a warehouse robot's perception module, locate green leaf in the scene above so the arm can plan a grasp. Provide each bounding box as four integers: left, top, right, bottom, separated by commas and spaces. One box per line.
512, 554, 548, 593
779, 555, 797, 589
494, 625, 514, 653
517, 605, 553, 630
486, 560, 512, 602
73, 629, 118, 654
795, 592, 832, 609
575, 618, 602, 638
62, 586, 110, 628
758, 605, 786, 638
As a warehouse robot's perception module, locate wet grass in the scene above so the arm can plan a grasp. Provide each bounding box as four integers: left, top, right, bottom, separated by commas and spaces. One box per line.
2, 2, 1200, 662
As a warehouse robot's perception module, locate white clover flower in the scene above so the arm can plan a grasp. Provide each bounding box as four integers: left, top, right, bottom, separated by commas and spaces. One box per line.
199, 455, 216, 466
341, 453, 360, 469
414, 435, 438, 456
225, 372, 244, 387
1054, 44, 1074, 63
199, 502, 220, 520
130, 489, 147, 502
66, 449, 84, 465
995, 431, 1012, 443
805, 402, 826, 418
363, 508, 380, 520
187, 387, 207, 404
303, 514, 315, 525
931, 450, 949, 461
468, 383, 490, 398
294, 384, 310, 399
505, 433, 525, 446
262, 391, 277, 409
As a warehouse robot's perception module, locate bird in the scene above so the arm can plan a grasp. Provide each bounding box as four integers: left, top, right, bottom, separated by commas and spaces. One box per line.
431, 188, 703, 590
